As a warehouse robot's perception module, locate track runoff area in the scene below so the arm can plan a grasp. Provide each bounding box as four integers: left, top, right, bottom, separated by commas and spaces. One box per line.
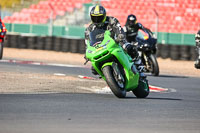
1, 59, 175, 94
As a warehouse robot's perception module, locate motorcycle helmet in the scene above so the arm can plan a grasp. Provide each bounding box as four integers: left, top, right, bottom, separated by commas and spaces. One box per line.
127, 14, 137, 27
90, 5, 106, 27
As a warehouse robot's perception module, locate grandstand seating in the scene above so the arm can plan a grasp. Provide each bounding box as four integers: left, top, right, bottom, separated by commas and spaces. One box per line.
2, 0, 199, 34
101, 0, 200, 34
3, 0, 91, 24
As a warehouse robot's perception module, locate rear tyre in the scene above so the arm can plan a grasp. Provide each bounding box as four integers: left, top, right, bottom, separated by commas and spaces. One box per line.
132, 79, 149, 98
102, 66, 126, 98
149, 54, 159, 76
0, 43, 3, 60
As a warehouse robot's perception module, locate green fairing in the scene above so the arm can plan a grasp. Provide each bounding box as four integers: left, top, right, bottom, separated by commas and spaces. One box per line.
86, 30, 139, 91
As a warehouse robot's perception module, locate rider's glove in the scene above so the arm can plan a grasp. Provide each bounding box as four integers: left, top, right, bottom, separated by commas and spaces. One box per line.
117, 34, 125, 43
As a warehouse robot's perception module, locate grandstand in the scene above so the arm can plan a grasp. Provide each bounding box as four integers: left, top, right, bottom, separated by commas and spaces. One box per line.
101, 0, 200, 34
1, 0, 199, 34
1, 0, 199, 61
2, 0, 91, 25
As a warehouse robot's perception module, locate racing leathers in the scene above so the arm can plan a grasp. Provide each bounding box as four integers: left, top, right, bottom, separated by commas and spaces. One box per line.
0, 18, 7, 43
195, 30, 200, 69
85, 16, 144, 76
85, 16, 139, 60
123, 22, 152, 43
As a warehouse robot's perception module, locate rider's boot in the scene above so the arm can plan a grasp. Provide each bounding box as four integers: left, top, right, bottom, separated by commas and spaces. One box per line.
91, 66, 98, 75
133, 56, 146, 79
91, 66, 102, 78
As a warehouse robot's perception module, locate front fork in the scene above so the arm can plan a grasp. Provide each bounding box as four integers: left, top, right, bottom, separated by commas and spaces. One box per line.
139, 51, 148, 70
112, 62, 125, 84
141, 51, 155, 72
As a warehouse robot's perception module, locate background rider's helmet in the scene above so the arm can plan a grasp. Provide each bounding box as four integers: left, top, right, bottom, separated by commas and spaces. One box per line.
90, 5, 106, 27
127, 14, 137, 27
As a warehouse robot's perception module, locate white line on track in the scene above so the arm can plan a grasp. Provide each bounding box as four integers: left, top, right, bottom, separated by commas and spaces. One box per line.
0, 59, 84, 68
78, 75, 176, 93
53, 73, 66, 76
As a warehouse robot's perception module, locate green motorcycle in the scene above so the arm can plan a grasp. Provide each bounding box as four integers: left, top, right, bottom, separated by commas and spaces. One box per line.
85, 29, 149, 98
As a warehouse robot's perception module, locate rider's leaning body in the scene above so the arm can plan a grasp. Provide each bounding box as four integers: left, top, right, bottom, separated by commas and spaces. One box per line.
123, 14, 152, 43
84, 5, 145, 76
0, 18, 7, 42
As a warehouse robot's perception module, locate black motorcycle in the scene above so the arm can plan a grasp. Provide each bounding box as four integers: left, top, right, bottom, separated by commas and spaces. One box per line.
134, 32, 159, 76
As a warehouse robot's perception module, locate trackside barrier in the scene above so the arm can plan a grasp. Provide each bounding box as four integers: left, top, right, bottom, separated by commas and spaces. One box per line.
5, 23, 85, 38
3, 34, 197, 61
156, 44, 197, 61
5, 23, 196, 46
4, 34, 86, 54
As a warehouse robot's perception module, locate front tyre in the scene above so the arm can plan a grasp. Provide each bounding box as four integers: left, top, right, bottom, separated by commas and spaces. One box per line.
0, 43, 3, 60
132, 79, 149, 98
102, 66, 126, 98
149, 54, 159, 76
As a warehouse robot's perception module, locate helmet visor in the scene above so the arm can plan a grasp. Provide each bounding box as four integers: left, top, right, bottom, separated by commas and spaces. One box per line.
91, 15, 105, 24
128, 20, 136, 27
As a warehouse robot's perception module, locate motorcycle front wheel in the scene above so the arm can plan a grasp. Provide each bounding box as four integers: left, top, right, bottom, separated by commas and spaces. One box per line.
149, 54, 159, 76
0, 43, 3, 60
102, 65, 126, 98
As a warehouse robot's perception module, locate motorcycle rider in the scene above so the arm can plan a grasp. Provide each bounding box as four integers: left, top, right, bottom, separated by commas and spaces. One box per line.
123, 14, 153, 44
194, 30, 200, 69
0, 17, 7, 42
84, 5, 145, 77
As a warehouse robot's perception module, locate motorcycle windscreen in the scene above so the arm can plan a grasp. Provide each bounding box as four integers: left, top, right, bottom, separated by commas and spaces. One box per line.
89, 29, 105, 46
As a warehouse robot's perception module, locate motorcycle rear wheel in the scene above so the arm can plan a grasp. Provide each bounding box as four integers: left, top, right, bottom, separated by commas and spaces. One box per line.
102, 66, 126, 98
132, 79, 149, 98
0, 43, 3, 60
149, 54, 159, 76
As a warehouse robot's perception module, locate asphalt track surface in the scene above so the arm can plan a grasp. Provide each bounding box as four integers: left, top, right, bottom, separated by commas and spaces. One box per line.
0, 61, 200, 133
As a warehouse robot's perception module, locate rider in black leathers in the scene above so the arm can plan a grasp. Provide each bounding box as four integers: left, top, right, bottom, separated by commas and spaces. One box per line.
85, 5, 145, 77
0, 18, 7, 41
195, 30, 200, 69
123, 14, 153, 44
